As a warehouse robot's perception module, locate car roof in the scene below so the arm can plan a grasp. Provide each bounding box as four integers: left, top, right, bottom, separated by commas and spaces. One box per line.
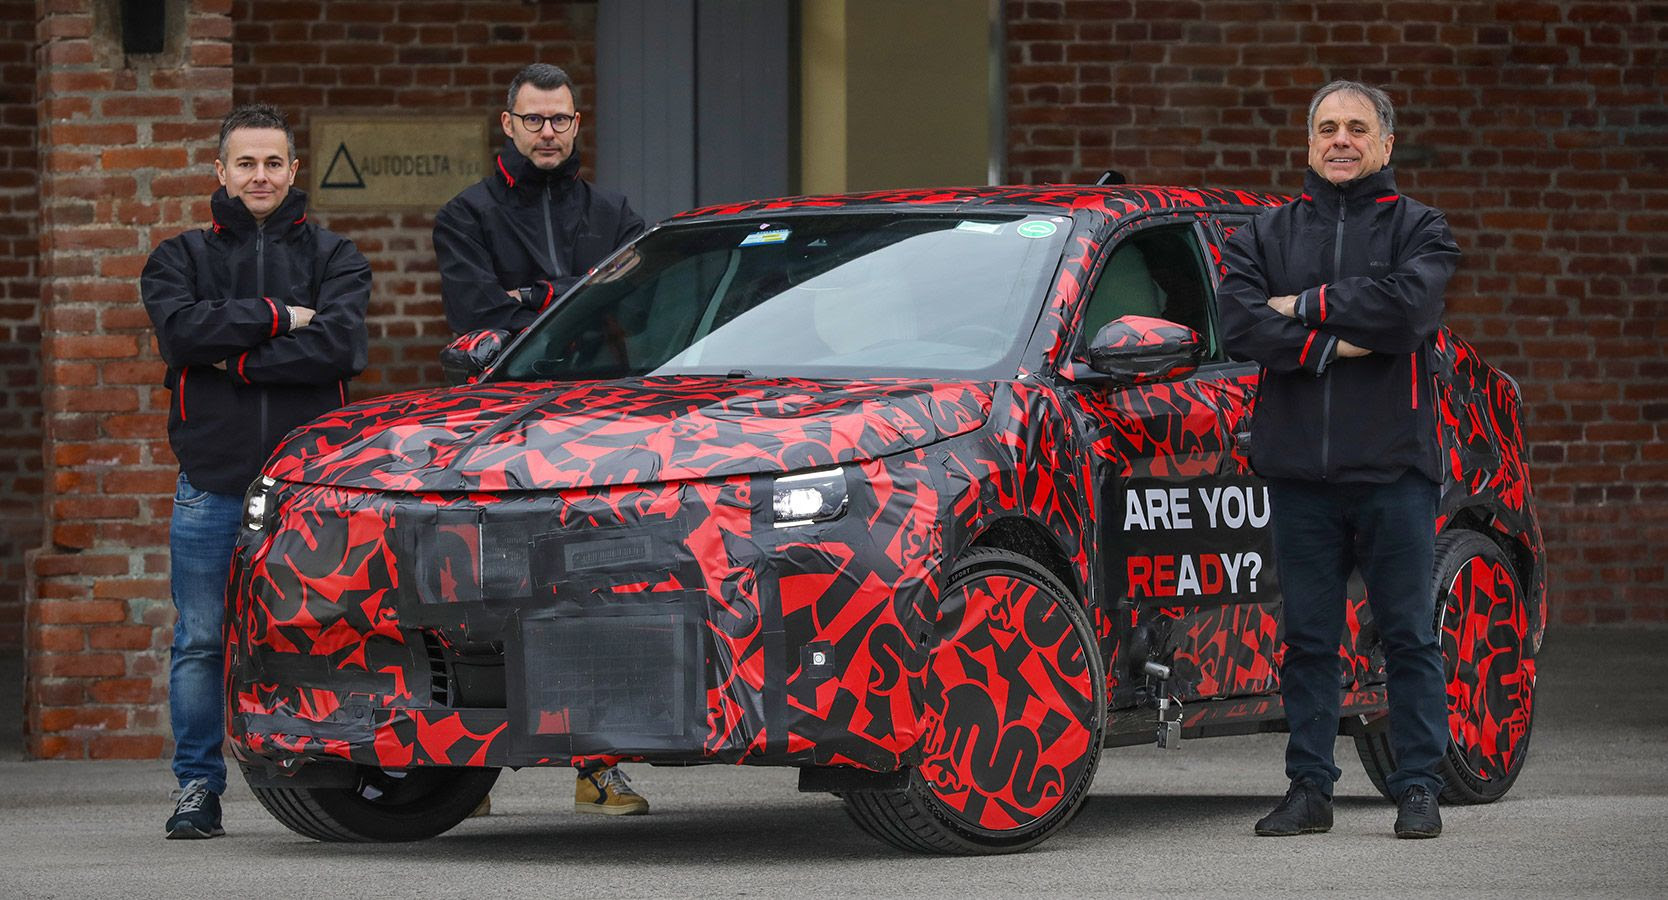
669, 184, 1291, 225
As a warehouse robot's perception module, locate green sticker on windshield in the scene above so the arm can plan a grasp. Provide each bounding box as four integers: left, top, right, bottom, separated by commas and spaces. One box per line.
1016, 221, 1058, 239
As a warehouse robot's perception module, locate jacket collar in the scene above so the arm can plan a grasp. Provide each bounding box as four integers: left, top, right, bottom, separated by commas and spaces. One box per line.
495, 138, 582, 190
1300, 167, 1400, 216
209, 187, 310, 239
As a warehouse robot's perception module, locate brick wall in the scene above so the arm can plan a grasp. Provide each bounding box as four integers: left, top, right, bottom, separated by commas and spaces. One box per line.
231, 0, 598, 391
1005, 0, 1668, 625
28, 0, 234, 758
0, 2, 41, 651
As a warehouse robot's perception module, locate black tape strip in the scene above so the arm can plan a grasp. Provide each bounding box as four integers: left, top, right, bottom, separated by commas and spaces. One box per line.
528, 521, 686, 589
251, 653, 398, 694
502, 610, 571, 760
763, 565, 787, 757
390, 502, 438, 616
238, 711, 375, 743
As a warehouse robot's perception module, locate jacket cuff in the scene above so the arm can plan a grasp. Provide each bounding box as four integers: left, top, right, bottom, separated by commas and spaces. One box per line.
264, 297, 291, 337
229, 351, 254, 384
1294, 286, 1320, 327
1298, 331, 1334, 375
1305, 334, 1340, 376
1300, 284, 1328, 327
516, 283, 555, 311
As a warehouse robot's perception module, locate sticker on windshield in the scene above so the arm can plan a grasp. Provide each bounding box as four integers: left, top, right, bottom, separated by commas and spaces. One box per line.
956, 220, 1004, 235
740, 229, 791, 247
1016, 221, 1058, 239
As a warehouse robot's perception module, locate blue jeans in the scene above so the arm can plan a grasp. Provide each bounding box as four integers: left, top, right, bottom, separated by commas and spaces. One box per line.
1268, 470, 1447, 801
169, 473, 243, 795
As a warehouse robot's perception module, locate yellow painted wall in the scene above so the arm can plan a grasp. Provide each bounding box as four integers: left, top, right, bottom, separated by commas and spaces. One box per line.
799, 0, 848, 195
800, 0, 992, 193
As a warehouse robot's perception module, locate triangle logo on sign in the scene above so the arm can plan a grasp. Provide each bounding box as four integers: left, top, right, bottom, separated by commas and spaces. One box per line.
320, 141, 366, 189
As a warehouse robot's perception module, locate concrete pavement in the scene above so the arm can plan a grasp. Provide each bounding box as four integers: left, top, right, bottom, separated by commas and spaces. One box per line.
0, 628, 1663, 899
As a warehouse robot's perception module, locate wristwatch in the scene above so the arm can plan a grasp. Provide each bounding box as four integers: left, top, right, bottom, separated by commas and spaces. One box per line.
518, 286, 535, 306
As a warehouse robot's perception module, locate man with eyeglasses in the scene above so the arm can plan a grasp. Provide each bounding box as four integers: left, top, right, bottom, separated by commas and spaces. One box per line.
433, 62, 644, 336
432, 63, 651, 817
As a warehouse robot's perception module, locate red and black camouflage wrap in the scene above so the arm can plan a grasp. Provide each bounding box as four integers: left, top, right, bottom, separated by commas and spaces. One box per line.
1084, 316, 1204, 385
230, 378, 994, 770
448, 328, 507, 357
439, 328, 510, 385
228, 376, 1106, 771
918, 571, 1097, 831
260, 377, 992, 492
225, 184, 1543, 787
1439, 551, 1534, 784
1432, 329, 1548, 652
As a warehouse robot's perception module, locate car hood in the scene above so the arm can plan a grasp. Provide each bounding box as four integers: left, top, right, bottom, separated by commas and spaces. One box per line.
265, 376, 995, 492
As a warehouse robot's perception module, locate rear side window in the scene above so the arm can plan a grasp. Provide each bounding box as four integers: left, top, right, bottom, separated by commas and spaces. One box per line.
1079, 225, 1221, 361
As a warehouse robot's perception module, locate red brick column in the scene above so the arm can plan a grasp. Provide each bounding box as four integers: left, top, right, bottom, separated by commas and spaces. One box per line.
27, 0, 232, 758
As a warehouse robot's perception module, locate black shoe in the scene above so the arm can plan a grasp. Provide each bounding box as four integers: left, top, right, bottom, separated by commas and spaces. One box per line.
1394, 784, 1442, 839
1254, 780, 1333, 836
166, 780, 225, 839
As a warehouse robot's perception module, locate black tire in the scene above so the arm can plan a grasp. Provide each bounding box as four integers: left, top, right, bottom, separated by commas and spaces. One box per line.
843, 548, 1107, 854
245, 764, 500, 842
1355, 529, 1535, 804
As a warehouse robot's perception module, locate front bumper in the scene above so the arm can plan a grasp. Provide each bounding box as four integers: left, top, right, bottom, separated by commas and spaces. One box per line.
227, 451, 949, 772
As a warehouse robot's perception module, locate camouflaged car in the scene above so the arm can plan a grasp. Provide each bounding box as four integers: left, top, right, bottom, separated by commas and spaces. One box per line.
227, 184, 1542, 853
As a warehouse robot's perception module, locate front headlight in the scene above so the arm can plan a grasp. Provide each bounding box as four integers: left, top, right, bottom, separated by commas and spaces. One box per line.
242, 476, 277, 533
772, 467, 848, 528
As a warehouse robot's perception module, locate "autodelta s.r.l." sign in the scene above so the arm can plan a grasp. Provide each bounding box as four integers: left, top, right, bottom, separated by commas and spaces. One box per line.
310, 114, 490, 211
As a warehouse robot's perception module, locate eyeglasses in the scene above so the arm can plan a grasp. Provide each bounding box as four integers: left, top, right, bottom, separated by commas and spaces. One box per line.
507, 111, 579, 134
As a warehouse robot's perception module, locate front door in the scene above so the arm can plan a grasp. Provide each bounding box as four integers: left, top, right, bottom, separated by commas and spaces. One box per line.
1064, 219, 1283, 706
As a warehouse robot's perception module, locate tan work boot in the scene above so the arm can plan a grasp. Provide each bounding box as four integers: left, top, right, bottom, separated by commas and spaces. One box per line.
574, 765, 649, 815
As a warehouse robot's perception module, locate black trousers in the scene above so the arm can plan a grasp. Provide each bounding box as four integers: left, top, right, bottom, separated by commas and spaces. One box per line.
1267, 470, 1447, 800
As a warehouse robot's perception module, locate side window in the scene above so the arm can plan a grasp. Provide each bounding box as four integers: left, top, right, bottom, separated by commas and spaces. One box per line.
1079, 225, 1221, 361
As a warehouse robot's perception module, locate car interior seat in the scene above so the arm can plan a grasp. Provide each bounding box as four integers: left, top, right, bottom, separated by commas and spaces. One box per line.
1082, 242, 1164, 345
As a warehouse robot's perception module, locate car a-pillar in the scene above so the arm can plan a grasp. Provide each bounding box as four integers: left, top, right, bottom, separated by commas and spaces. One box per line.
840, 547, 1106, 854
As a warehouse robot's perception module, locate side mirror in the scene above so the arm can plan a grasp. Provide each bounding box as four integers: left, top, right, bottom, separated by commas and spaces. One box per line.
1085, 315, 1204, 385
440, 329, 510, 386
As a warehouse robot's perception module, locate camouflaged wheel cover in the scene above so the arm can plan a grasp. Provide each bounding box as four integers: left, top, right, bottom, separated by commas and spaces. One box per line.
1440, 552, 1534, 784
918, 573, 1097, 833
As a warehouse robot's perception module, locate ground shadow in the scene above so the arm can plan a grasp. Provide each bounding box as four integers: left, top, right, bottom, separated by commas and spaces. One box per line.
237, 788, 1397, 864
0, 652, 20, 760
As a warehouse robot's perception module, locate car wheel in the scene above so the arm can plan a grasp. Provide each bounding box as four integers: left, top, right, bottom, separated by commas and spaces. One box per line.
843, 547, 1106, 854
1354, 529, 1535, 804
246, 764, 500, 842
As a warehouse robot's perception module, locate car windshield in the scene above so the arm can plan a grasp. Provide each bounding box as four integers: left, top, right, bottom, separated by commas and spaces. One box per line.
489, 211, 1068, 382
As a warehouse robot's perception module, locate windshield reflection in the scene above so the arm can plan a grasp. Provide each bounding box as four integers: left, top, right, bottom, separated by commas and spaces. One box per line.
491, 213, 1068, 383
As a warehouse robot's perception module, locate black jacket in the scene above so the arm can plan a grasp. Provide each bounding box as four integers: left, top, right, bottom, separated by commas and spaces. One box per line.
142, 188, 371, 495
432, 141, 644, 334
1219, 168, 1460, 483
